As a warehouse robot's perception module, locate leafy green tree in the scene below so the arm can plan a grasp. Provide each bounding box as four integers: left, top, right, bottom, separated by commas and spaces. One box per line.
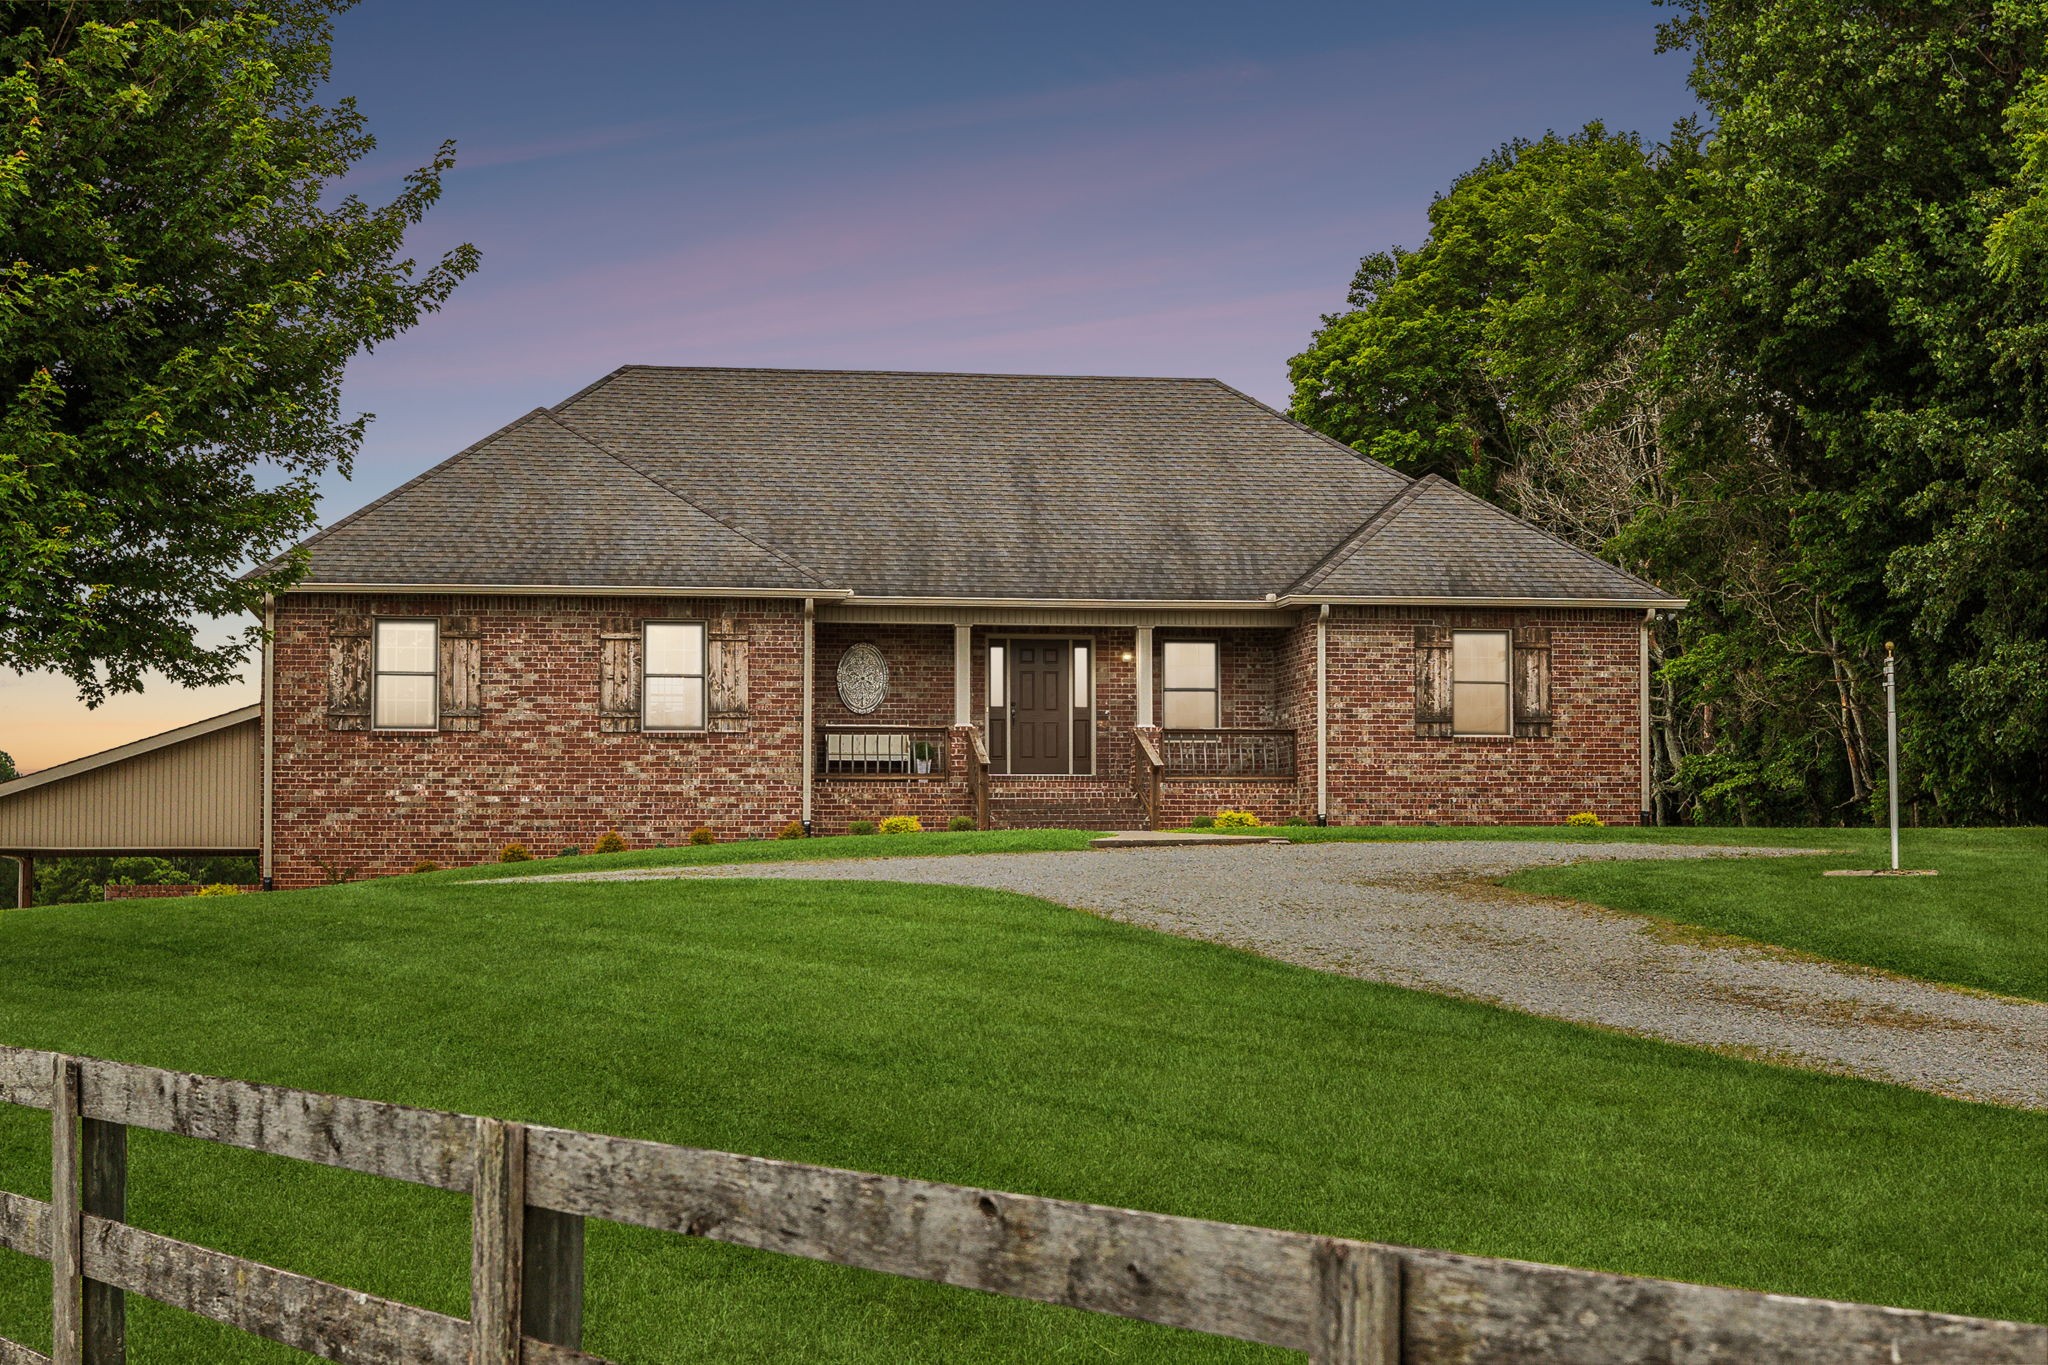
0, 749, 14, 782
0, 1, 477, 704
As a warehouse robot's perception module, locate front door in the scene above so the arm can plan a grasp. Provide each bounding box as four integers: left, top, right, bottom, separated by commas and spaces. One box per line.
1009, 641, 1069, 774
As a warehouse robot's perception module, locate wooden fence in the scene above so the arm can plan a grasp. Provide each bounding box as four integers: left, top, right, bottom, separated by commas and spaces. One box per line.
0, 1044, 2041, 1364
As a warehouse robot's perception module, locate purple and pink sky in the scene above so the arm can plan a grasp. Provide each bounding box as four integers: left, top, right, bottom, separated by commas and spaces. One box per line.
2, 0, 1700, 774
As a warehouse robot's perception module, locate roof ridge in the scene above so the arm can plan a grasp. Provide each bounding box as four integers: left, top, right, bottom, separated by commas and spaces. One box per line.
534, 410, 837, 588
252, 409, 556, 578
1286, 474, 1436, 595
1418, 473, 1674, 598
557, 362, 1246, 389
1198, 377, 1409, 482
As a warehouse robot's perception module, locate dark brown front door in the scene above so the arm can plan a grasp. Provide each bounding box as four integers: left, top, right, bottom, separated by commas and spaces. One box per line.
1009, 641, 1069, 774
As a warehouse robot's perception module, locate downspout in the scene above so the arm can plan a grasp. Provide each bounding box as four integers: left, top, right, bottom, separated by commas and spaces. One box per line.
262, 593, 276, 890
1316, 604, 1329, 826
800, 598, 815, 835
1640, 608, 1654, 826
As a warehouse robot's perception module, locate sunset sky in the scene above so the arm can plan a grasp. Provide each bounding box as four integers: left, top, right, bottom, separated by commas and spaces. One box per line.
1, 0, 1698, 774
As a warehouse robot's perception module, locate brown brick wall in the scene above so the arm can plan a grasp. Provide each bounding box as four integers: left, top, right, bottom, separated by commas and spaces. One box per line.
271, 593, 807, 886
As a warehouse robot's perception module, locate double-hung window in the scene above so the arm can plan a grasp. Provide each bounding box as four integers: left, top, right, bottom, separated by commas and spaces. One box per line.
643, 622, 707, 731
1162, 640, 1219, 728
373, 619, 439, 730
1452, 630, 1511, 736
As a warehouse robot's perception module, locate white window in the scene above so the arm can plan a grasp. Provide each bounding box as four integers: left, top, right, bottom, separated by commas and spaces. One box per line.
373, 619, 438, 730
988, 643, 1005, 708
1072, 644, 1090, 709
1162, 640, 1219, 729
1453, 630, 1511, 736
643, 622, 707, 731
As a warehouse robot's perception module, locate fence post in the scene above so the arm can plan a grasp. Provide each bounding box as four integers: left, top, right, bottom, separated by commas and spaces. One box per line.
82, 1112, 126, 1365
1310, 1240, 1400, 1365
51, 1056, 81, 1365
521, 1205, 586, 1350
470, 1118, 525, 1365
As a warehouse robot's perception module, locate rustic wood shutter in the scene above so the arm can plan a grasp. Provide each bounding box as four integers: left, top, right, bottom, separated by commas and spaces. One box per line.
1413, 624, 1453, 739
326, 614, 371, 731
439, 616, 482, 732
1513, 625, 1553, 739
707, 616, 750, 733
599, 617, 642, 733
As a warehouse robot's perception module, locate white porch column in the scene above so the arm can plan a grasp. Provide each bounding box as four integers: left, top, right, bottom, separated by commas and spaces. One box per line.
262, 592, 275, 889
953, 624, 973, 726
801, 599, 816, 831
1316, 605, 1329, 824
1134, 626, 1154, 728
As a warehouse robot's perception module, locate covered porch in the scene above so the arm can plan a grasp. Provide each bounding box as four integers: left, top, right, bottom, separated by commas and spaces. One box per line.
803, 609, 1322, 831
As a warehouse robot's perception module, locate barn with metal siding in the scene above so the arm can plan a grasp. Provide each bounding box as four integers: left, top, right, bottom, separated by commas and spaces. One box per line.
0, 706, 261, 907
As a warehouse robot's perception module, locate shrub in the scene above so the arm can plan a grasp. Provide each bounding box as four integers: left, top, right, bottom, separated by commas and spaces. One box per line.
688, 826, 716, 846
593, 829, 628, 855
879, 815, 923, 835
1565, 811, 1606, 828
499, 842, 532, 863
1281, 816, 1312, 827
847, 820, 877, 836
947, 815, 977, 832
1213, 809, 1262, 829
192, 883, 242, 897
559, 846, 580, 859
409, 860, 440, 875
1189, 814, 1216, 829
777, 820, 806, 840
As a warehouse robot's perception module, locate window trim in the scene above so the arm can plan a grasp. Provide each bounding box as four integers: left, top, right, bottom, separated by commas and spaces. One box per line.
371, 617, 440, 732
1450, 628, 1512, 738
1161, 638, 1220, 730
641, 620, 709, 733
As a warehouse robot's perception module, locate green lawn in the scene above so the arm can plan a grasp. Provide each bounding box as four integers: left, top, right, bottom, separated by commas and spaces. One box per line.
0, 840, 2041, 1361
1502, 827, 2048, 1002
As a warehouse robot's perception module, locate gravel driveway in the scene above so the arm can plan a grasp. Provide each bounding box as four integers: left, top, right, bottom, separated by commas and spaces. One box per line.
514, 841, 2048, 1110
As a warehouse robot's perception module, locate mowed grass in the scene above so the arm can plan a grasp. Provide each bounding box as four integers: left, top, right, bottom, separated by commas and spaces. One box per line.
1502, 828, 2048, 1001
0, 850, 2039, 1361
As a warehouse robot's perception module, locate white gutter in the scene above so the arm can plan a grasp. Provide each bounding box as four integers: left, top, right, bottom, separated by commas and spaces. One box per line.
263, 594, 276, 889
801, 598, 815, 833
1316, 604, 1329, 825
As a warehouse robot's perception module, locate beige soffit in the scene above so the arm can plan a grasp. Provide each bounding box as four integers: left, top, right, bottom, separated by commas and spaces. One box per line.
0, 705, 261, 799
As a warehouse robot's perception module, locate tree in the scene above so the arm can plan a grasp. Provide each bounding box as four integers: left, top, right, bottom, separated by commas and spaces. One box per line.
0, 1, 477, 704
0, 749, 14, 782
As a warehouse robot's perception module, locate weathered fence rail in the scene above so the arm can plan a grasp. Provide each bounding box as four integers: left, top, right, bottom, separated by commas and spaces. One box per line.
0, 1044, 2040, 1364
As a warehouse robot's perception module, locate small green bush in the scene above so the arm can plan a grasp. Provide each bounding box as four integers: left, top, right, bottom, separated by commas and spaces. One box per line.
879, 815, 923, 835
1213, 809, 1263, 829
1565, 811, 1606, 828
499, 842, 532, 863
192, 883, 242, 897
947, 815, 977, 832
559, 846, 580, 859
409, 860, 440, 875
847, 820, 877, 836
688, 826, 716, 846
777, 820, 806, 840
1189, 814, 1216, 829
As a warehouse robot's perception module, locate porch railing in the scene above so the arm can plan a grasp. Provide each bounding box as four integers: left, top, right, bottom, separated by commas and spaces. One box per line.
817, 725, 951, 778
1161, 728, 1296, 780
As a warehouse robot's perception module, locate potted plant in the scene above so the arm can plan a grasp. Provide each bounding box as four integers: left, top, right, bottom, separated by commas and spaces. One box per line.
912, 740, 937, 774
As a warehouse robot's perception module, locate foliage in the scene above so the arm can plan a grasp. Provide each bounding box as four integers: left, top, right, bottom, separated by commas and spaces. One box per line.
879, 815, 923, 835
947, 815, 977, 832
688, 825, 716, 846
191, 882, 242, 896
1280, 816, 1312, 827
0, 1, 477, 702
592, 830, 627, 855
0, 850, 2040, 1360
1188, 814, 1215, 829
845, 820, 876, 836
1564, 812, 1606, 828
1290, 4, 2048, 823
1212, 809, 1262, 829
1, 853, 255, 908
408, 860, 439, 875
498, 842, 531, 864
0, 749, 13, 782
776, 820, 806, 840
558, 846, 579, 859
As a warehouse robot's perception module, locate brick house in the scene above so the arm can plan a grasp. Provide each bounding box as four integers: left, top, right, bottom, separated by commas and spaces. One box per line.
224, 366, 1678, 886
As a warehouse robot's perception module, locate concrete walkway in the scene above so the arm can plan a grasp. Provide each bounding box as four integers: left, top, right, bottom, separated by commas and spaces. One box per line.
513, 841, 2048, 1110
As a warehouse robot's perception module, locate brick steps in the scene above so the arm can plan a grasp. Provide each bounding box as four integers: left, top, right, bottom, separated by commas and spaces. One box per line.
987, 789, 1153, 831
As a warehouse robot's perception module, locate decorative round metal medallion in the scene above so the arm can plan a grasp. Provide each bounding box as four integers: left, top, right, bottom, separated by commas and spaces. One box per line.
836, 643, 890, 714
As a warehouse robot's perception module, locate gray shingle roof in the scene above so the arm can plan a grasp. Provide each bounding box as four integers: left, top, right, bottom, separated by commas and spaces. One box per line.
1288, 474, 1675, 602
291, 366, 1681, 605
